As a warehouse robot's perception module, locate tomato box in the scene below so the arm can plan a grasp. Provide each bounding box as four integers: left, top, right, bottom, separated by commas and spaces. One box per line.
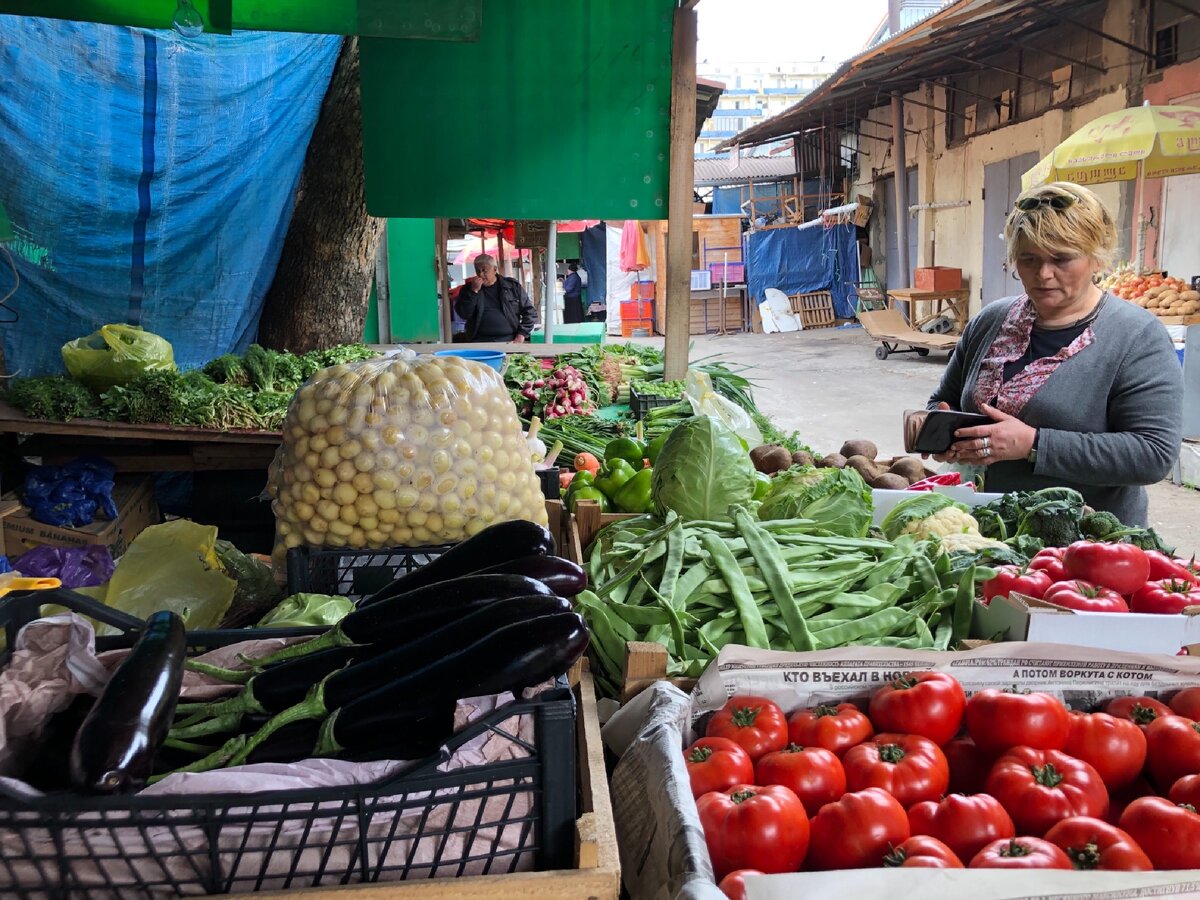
602, 642, 1200, 899
974, 591, 1200, 656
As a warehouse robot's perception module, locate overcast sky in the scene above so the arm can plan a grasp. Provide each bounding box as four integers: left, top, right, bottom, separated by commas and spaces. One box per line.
697, 0, 889, 65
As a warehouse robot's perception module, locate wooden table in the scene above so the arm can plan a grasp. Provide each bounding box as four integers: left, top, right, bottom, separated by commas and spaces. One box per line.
0, 400, 281, 472
888, 287, 970, 332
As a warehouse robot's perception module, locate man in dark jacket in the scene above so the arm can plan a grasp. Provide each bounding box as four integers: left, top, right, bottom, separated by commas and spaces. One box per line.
563, 263, 584, 324
454, 253, 536, 342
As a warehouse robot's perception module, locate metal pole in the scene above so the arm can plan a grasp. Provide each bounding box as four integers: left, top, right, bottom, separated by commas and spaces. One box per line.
891, 95, 910, 289
544, 222, 557, 340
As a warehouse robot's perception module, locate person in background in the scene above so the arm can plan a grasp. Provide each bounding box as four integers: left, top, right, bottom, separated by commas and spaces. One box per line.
927, 181, 1182, 525
454, 253, 535, 342
563, 263, 584, 324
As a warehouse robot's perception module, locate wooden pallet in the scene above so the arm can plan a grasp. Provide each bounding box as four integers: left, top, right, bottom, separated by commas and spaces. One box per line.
255, 668, 619, 900
789, 291, 837, 329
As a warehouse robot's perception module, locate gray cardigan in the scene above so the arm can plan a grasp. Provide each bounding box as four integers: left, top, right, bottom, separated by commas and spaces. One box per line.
928, 294, 1183, 525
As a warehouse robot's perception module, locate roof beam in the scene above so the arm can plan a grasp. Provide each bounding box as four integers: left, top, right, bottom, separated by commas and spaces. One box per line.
948, 54, 1057, 89
1010, 38, 1106, 73
886, 91, 970, 121
944, 80, 1017, 107
1052, 11, 1155, 58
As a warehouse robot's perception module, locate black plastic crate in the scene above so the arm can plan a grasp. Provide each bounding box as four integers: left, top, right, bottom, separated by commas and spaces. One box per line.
0, 588, 577, 897
537, 466, 562, 501
629, 384, 682, 421
286, 544, 455, 601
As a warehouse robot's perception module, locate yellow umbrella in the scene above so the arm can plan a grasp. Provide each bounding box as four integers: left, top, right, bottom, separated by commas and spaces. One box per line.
1022, 104, 1200, 269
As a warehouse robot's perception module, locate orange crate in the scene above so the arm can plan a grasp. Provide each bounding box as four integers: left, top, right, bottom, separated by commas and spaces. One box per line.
913, 267, 962, 291
620, 299, 653, 319
629, 281, 655, 300
620, 317, 654, 337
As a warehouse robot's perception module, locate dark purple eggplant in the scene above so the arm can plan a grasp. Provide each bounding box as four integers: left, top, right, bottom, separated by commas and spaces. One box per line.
70, 610, 187, 794
476, 555, 586, 597
359, 519, 555, 607
243, 573, 556, 669
244, 704, 456, 764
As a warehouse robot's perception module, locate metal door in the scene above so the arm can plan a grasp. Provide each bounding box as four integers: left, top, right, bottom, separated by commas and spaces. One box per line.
882, 167, 919, 290
982, 152, 1038, 304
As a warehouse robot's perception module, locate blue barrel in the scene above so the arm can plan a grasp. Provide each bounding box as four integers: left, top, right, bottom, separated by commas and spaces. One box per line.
433, 348, 506, 372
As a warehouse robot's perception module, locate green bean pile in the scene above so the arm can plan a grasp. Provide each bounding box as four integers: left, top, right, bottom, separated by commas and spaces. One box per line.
574, 507, 986, 698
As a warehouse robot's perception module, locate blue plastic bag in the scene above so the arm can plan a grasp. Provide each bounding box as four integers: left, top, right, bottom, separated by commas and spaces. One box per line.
21, 457, 118, 528
14, 544, 114, 588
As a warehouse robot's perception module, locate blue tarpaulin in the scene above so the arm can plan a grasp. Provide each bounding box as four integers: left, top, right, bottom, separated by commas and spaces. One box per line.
746, 223, 859, 318
0, 17, 341, 377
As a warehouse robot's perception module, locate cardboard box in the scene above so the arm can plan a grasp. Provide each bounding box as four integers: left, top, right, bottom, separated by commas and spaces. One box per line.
974, 591, 1200, 656
0, 476, 158, 560
913, 266, 962, 291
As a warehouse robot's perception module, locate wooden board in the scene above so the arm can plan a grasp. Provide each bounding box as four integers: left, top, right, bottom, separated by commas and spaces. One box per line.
571, 500, 639, 559
1155, 315, 1200, 326
688, 291, 746, 335
621, 641, 696, 704
251, 669, 619, 900
789, 291, 836, 329
0, 400, 281, 444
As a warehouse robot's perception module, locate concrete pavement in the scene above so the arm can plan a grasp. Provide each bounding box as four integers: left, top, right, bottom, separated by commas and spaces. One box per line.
645, 325, 1200, 555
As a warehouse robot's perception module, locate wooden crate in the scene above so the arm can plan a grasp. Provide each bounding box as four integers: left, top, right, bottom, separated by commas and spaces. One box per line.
255, 668, 619, 900
569, 499, 639, 563
544, 498, 570, 559
688, 293, 745, 335
1156, 314, 1200, 326
620, 641, 697, 704
789, 291, 836, 329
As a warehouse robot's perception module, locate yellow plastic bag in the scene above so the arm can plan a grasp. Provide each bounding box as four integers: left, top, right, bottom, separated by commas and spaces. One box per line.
94, 520, 235, 634
61, 324, 176, 391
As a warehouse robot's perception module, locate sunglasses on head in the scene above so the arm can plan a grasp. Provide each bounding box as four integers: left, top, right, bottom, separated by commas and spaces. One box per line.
1015, 193, 1077, 211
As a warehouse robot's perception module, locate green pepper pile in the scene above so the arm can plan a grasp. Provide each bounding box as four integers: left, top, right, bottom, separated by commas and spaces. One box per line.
565, 437, 656, 514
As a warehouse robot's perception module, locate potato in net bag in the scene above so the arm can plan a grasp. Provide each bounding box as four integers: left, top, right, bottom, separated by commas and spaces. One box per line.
269, 355, 547, 570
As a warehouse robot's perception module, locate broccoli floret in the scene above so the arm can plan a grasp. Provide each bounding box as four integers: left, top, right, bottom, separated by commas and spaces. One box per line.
1124, 527, 1175, 555
1014, 487, 1085, 547
1080, 510, 1123, 541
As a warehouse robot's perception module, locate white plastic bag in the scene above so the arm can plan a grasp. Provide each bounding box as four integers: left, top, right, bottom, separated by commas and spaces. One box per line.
683, 370, 763, 447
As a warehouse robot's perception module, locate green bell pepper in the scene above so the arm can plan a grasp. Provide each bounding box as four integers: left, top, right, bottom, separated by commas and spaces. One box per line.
604, 437, 647, 470
568, 486, 609, 513
594, 459, 636, 499
752, 470, 772, 500
612, 467, 654, 514
647, 431, 671, 465
568, 470, 596, 493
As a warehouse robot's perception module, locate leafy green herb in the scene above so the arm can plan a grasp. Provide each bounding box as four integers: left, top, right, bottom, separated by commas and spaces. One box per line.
7, 376, 100, 420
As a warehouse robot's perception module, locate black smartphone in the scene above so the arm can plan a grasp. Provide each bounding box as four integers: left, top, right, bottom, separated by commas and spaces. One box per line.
907, 410, 993, 454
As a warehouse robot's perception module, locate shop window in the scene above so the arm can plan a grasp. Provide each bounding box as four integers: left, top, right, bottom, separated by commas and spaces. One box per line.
1155, 24, 1178, 69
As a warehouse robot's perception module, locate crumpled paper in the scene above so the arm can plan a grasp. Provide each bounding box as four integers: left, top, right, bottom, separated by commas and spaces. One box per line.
0, 615, 546, 896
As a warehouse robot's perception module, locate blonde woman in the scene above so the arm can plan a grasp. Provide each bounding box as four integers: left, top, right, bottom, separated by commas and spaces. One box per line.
928, 182, 1182, 525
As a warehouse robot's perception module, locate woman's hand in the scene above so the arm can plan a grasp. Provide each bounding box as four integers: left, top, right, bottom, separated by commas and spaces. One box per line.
947, 403, 1037, 466
926, 403, 955, 463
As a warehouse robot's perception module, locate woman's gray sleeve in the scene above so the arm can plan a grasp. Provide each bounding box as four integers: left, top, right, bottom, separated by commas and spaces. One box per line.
1036, 321, 1183, 487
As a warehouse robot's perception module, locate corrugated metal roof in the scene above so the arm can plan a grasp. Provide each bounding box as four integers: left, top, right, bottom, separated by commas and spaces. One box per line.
693, 155, 797, 186
715, 0, 1107, 150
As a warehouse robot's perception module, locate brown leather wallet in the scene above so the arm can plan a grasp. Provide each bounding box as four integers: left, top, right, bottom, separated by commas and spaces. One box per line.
903, 408, 992, 454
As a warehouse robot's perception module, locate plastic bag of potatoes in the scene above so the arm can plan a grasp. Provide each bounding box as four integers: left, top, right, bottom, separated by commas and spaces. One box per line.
268, 355, 547, 571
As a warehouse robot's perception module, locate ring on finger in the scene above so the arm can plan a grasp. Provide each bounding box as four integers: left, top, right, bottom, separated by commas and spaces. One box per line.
983, 447, 991, 458
982, 437, 990, 449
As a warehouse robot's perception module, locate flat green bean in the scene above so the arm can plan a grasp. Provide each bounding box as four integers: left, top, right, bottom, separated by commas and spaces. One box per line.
735, 509, 815, 652
701, 531, 769, 648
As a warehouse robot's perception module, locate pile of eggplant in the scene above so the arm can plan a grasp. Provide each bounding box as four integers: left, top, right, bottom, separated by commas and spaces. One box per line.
33, 520, 589, 794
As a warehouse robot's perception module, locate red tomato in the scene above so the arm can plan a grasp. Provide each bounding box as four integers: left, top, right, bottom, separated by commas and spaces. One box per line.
1105, 695, 1173, 731
696, 784, 809, 879
786, 702, 873, 757
943, 737, 997, 795
986, 747, 1109, 835
1145, 714, 1200, 790
1042, 579, 1129, 613
868, 671, 966, 745
1170, 688, 1200, 720
982, 566, 1053, 604
881, 835, 963, 868
716, 869, 763, 900
807, 788, 910, 871
1175, 556, 1200, 581
842, 733, 949, 807
1043, 816, 1153, 870
684, 737, 756, 799
1168, 772, 1200, 807
706, 696, 789, 763
754, 743, 846, 816
1104, 777, 1156, 826
907, 792, 1015, 863
1063, 711, 1147, 790
1130, 578, 1200, 615
969, 837, 1073, 869
965, 689, 1071, 754
1064, 541, 1150, 596
1146, 550, 1199, 583
1118, 796, 1200, 869
1029, 547, 1069, 583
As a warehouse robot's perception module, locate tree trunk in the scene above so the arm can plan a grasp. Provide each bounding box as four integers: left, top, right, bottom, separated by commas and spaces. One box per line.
257, 37, 385, 352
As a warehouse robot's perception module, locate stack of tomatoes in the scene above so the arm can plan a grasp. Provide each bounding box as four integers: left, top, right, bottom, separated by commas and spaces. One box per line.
983, 541, 1200, 615
685, 674, 1200, 899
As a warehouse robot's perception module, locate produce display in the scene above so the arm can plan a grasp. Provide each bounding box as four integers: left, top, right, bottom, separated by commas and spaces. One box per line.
1098, 268, 1199, 318
5, 343, 378, 429
563, 437, 657, 514
267, 355, 548, 565
688, 674, 1200, 880
751, 439, 931, 491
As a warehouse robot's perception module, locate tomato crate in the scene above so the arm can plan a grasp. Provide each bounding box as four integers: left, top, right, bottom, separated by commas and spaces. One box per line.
0, 588, 588, 898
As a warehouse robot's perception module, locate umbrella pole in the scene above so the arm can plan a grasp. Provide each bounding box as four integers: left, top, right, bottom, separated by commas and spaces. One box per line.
1133, 162, 1147, 272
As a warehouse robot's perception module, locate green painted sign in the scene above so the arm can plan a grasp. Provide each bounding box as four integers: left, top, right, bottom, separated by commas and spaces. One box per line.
360, 0, 674, 220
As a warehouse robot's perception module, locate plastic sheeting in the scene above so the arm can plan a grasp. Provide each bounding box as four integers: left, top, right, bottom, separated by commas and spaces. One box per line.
0, 17, 341, 377
746, 223, 859, 318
